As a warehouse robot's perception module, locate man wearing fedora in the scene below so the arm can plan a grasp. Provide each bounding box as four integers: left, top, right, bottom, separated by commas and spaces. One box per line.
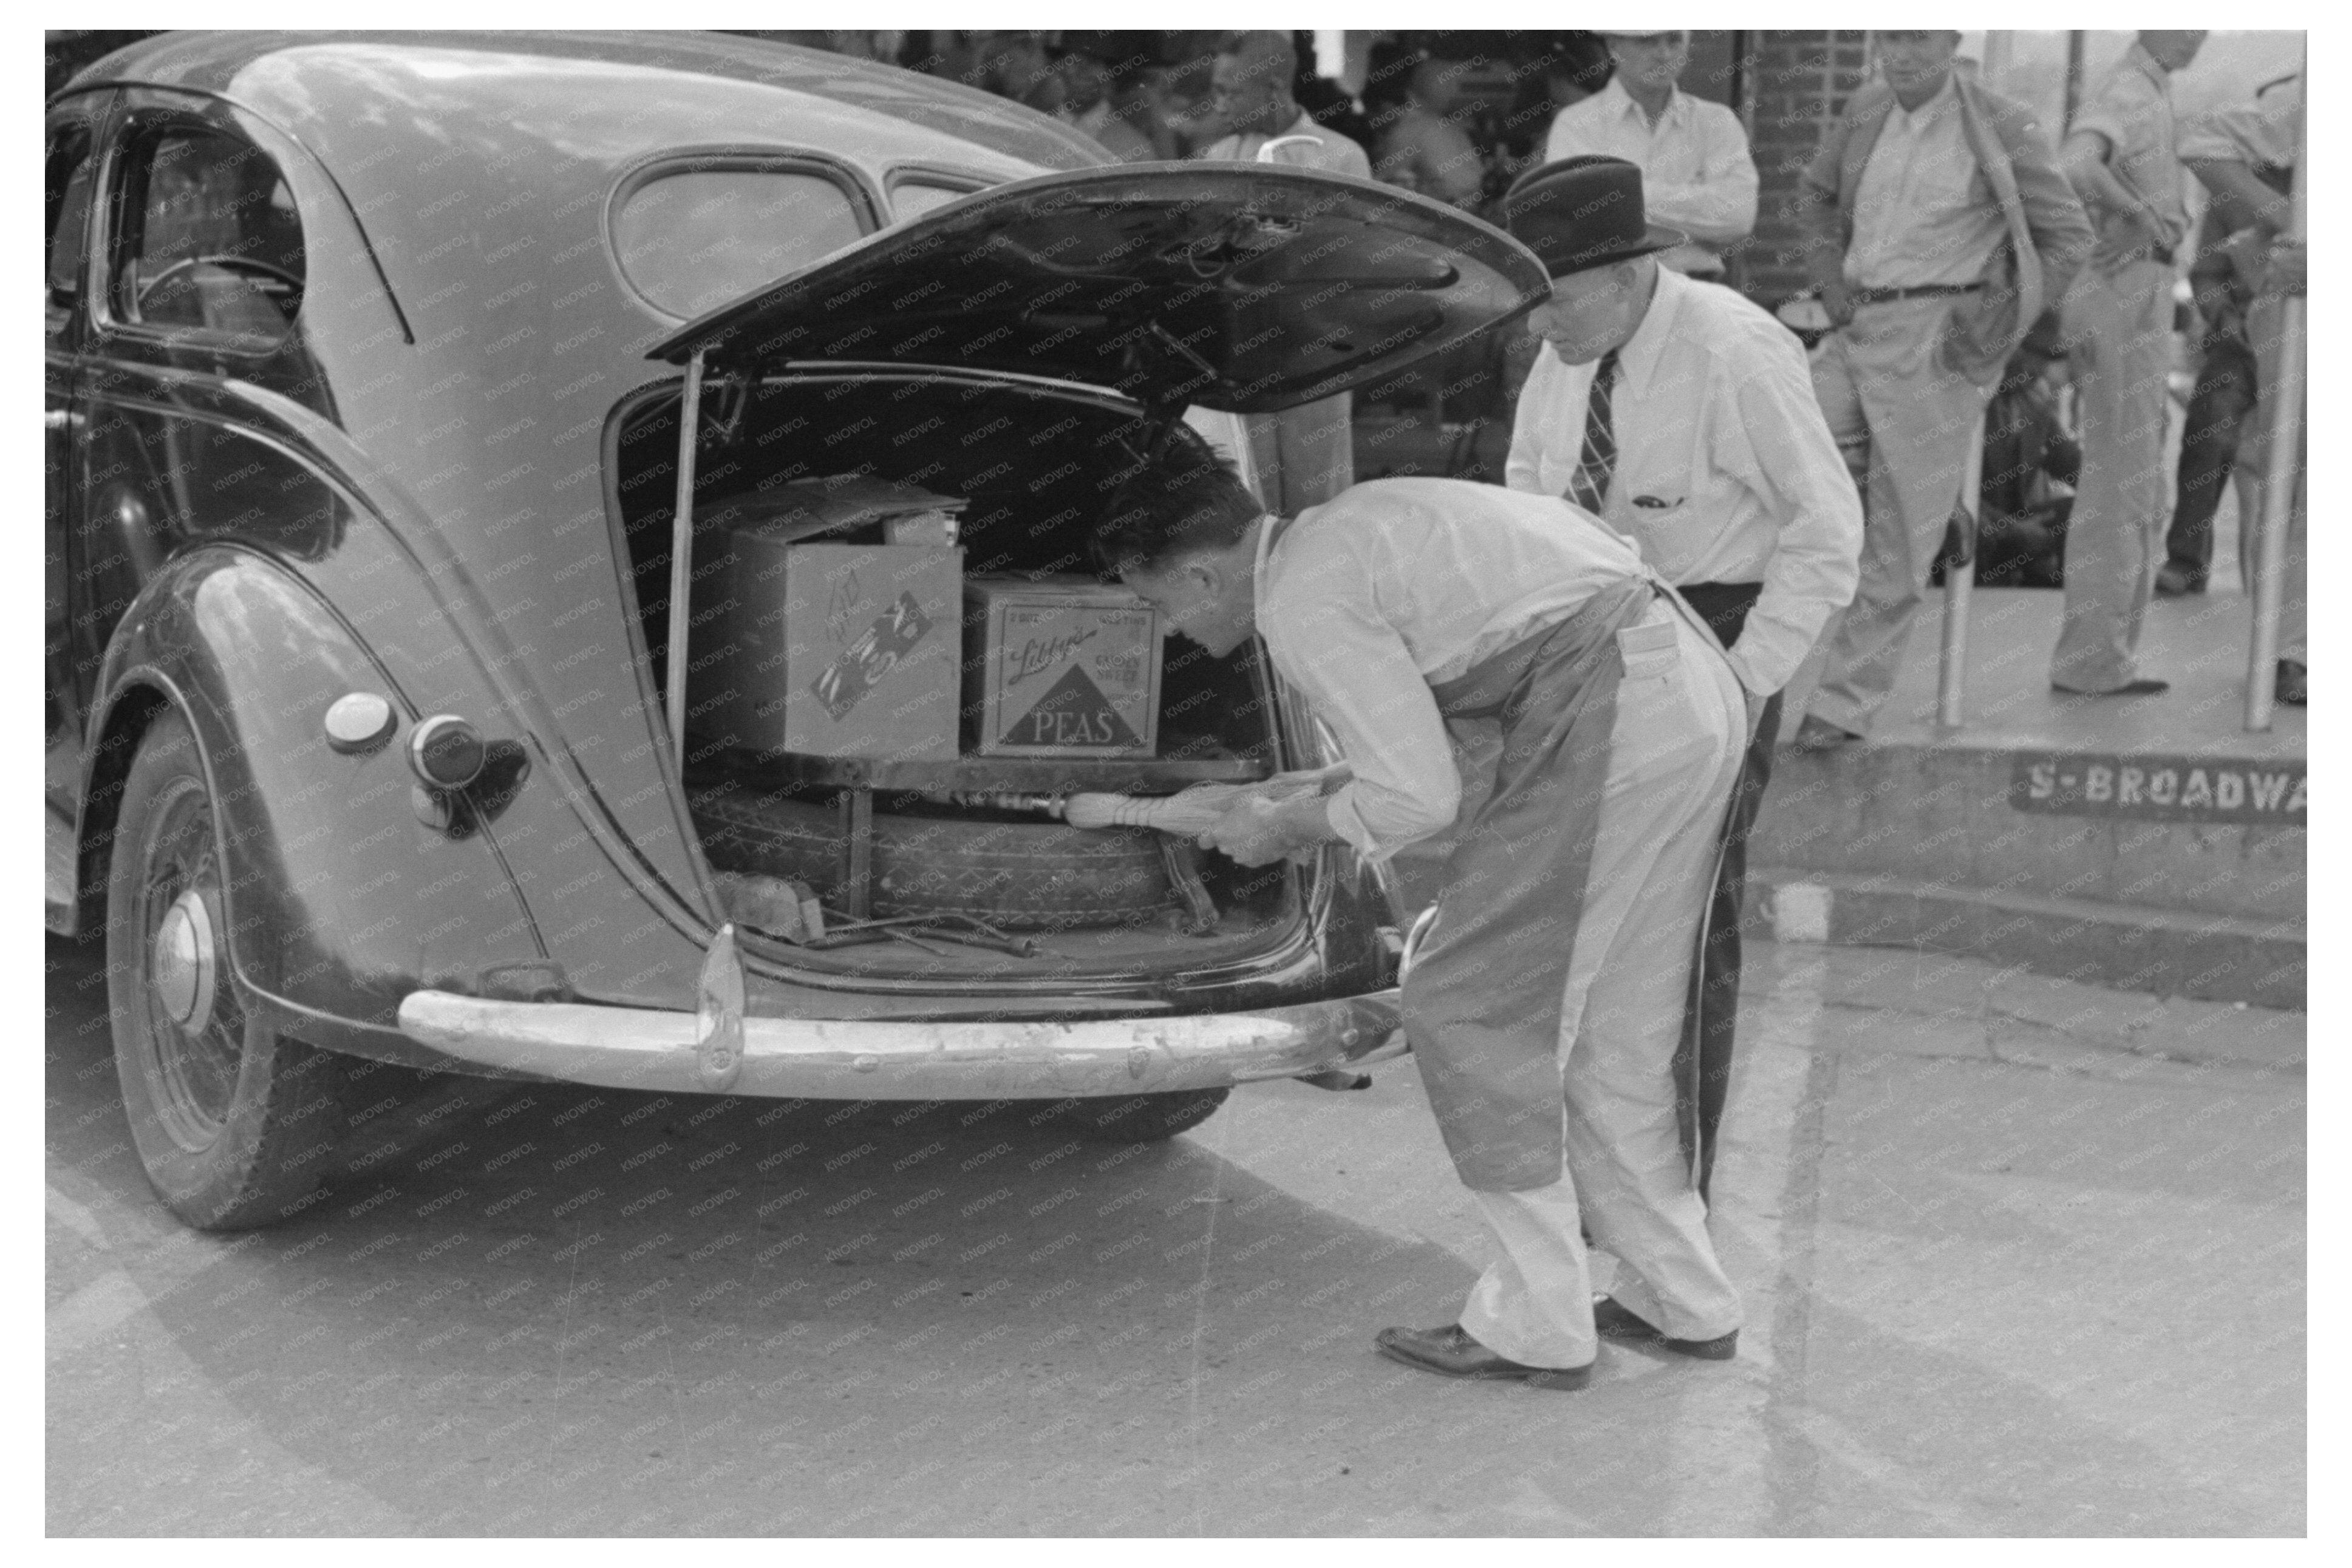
1788, 30, 2092, 748
1502, 153, 1861, 1210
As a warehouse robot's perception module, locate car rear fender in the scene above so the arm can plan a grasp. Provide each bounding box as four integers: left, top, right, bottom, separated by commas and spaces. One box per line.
86, 544, 548, 1062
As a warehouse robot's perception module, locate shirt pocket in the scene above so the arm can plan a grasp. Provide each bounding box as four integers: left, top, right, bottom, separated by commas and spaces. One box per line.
1616, 619, 1680, 682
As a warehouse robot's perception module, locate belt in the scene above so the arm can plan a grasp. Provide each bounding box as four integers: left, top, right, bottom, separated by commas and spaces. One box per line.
1850, 282, 1984, 305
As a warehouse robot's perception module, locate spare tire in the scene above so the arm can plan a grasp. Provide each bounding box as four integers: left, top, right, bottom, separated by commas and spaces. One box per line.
689, 781, 1181, 931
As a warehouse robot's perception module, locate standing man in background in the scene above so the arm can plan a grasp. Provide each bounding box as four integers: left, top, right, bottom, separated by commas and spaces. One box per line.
1502, 155, 1860, 1202
1196, 29, 1371, 516
1542, 30, 1757, 280
2155, 198, 2269, 598
2181, 73, 2305, 706
1371, 53, 1487, 211
2048, 30, 2204, 698
1789, 29, 2093, 750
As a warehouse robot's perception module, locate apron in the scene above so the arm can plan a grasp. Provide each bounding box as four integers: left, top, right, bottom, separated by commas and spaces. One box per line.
1397, 575, 1737, 1193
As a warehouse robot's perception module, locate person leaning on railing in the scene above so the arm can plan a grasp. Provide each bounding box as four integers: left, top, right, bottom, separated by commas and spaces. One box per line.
1785, 30, 2093, 751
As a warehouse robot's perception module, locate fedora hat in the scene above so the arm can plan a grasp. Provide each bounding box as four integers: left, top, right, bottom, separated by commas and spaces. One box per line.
1501, 155, 1688, 278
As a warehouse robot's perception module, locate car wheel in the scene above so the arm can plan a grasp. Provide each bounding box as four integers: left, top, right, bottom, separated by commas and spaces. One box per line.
1052, 1087, 1230, 1143
106, 710, 346, 1230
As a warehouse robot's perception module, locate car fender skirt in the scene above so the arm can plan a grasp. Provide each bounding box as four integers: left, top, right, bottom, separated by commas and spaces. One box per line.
397, 989, 1403, 1100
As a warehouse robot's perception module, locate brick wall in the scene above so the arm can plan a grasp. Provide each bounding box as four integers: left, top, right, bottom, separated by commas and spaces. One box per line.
1738, 30, 1871, 305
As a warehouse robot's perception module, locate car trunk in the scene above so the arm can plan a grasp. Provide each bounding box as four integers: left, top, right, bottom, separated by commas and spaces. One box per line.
608, 163, 1546, 997
605, 369, 1318, 984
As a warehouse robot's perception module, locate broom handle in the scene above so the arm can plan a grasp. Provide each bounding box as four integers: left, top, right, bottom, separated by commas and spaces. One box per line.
939, 765, 1355, 828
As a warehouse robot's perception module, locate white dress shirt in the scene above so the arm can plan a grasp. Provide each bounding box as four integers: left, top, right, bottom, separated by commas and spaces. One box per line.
1544, 80, 1758, 274
1256, 478, 1649, 862
1846, 72, 2008, 288
1504, 267, 1861, 697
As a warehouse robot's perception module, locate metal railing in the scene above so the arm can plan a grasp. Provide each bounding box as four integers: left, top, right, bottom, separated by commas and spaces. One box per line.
1935, 412, 1989, 729
2243, 101, 2308, 734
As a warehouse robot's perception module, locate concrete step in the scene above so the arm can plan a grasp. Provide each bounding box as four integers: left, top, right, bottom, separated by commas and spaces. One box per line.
1756, 743, 2303, 924
1745, 867, 2303, 1011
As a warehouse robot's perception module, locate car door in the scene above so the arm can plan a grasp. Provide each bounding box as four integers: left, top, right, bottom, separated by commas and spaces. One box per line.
73, 89, 334, 695
46, 92, 109, 919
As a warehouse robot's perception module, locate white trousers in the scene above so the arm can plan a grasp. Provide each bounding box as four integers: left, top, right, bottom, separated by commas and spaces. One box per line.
1805, 297, 2000, 734
2051, 258, 2176, 691
1456, 603, 1748, 1369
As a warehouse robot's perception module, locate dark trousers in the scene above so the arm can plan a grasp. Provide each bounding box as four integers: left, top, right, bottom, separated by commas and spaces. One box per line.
2165, 333, 2258, 581
1668, 581, 1778, 1203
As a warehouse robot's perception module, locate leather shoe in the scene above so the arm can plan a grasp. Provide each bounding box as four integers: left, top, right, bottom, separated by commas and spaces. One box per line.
1591, 1297, 1739, 1360
2277, 659, 2307, 707
1788, 714, 1860, 752
2052, 677, 2169, 697
1373, 1324, 1592, 1389
2153, 564, 2204, 597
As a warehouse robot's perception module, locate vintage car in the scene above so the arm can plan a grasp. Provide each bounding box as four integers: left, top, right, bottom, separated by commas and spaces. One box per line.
44, 31, 1550, 1230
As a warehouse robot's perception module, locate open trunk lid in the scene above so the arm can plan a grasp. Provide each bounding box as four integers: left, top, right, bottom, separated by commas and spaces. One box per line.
644, 163, 1550, 414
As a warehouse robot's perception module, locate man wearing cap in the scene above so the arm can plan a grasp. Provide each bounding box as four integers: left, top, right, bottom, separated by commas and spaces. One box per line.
1502, 154, 1860, 1207
1196, 29, 1372, 519
1542, 31, 1758, 280
1788, 30, 2093, 749
2047, 30, 2205, 698
1096, 428, 1748, 1389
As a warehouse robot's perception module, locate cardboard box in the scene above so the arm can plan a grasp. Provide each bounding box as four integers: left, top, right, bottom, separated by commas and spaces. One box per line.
687, 538, 962, 761
963, 578, 1161, 757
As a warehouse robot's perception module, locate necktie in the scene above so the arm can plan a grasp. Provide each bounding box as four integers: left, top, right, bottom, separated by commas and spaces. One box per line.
1567, 348, 1620, 517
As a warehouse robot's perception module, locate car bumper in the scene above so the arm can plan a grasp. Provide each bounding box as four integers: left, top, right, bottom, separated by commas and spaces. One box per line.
396, 988, 1406, 1100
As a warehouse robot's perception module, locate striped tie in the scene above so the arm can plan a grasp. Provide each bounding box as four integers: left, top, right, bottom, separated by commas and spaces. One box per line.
1567, 348, 1620, 516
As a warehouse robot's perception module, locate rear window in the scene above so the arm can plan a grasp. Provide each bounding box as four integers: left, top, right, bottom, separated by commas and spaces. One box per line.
611, 166, 868, 319
113, 124, 305, 347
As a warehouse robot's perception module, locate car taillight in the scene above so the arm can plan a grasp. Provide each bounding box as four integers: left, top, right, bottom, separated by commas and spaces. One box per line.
409, 714, 486, 789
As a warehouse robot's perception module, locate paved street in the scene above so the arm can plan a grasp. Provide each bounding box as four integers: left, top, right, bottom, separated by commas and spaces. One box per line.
47, 932, 2304, 1536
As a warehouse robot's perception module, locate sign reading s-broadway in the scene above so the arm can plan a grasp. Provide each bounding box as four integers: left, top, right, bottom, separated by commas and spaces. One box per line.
2011, 751, 2305, 826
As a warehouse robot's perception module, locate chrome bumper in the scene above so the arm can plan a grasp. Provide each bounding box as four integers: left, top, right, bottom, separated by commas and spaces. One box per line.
396, 987, 1405, 1101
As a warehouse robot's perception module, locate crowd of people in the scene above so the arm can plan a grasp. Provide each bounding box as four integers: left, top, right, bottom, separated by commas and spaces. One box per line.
827, 26, 2302, 718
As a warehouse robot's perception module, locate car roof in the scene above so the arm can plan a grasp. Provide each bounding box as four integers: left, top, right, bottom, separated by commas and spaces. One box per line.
63, 30, 1106, 188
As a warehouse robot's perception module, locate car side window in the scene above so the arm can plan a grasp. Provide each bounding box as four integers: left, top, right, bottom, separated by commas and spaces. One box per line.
611, 166, 868, 319
111, 123, 305, 348
47, 120, 97, 312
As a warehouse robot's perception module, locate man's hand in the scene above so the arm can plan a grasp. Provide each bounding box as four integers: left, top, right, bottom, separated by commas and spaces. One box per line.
2093, 206, 2169, 271
1818, 276, 1855, 327
1199, 794, 1314, 868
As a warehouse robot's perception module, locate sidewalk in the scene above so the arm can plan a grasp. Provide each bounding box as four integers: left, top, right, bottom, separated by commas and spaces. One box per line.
1760, 534, 2303, 1007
